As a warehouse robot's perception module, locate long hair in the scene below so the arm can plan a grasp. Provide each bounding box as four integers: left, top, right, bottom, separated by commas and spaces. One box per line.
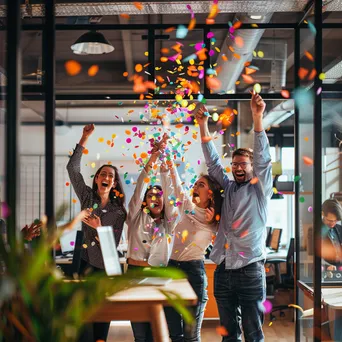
201, 174, 223, 224
141, 184, 164, 219
92, 164, 127, 218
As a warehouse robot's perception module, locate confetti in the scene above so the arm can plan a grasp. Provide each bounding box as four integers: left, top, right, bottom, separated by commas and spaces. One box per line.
253, 83, 261, 94
216, 326, 229, 336
88, 65, 99, 77
133, 2, 143, 10
65, 182, 70, 186
135, 64, 143, 72
302, 156, 313, 166
176, 25, 188, 39
65, 60, 82, 76
281, 89, 290, 98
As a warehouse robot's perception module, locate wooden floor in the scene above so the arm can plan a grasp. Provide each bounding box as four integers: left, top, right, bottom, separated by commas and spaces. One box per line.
107, 313, 295, 342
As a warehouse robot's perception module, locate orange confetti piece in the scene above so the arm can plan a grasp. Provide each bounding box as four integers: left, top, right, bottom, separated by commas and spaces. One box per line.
241, 74, 254, 84
225, 167, 231, 173
88, 65, 99, 77
65, 182, 70, 186
135, 64, 143, 72
224, 243, 229, 249
281, 89, 290, 98
240, 230, 249, 238
188, 18, 196, 30
125, 130, 131, 135
305, 51, 314, 61
235, 36, 244, 48
165, 26, 175, 33
233, 21, 242, 29
175, 123, 184, 129
221, 55, 228, 62
206, 76, 222, 90
206, 18, 215, 25
65, 60, 82, 76
123, 71, 128, 77
160, 56, 168, 62
144, 177, 150, 183
140, 152, 148, 159
215, 214, 220, 221
304, 137, 309, 141
216, 326, 229, 336
302, 156, 313, 166
120, 13, 130, 19
308, 68, 317, 80
133, 2, 143, 10
245, 67, 257, 75
83, 149, 89, 155
72, 198, 77, 204
107, 140, 111, 145
250, 177, 259, 184
298, 67, 309, 80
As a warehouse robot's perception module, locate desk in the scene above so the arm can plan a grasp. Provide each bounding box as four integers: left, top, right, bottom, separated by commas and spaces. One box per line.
91, 279, 197, 342
266, 249, 288, 260
298, 281, 342, 340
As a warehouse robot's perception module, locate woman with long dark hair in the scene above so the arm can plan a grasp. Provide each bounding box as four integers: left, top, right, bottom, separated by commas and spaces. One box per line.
67, 124, 127, 342
163, 156, 223, 342
126, 134, 177, 342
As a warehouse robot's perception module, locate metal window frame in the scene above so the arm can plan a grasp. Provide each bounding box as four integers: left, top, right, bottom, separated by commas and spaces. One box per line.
5, 2, 342, 341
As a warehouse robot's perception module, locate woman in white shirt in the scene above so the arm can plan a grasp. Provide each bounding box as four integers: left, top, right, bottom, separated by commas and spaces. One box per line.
164, 160, 223, 342
126, 137, 176, 342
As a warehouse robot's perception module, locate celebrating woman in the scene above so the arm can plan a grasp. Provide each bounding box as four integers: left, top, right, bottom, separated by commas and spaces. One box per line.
67, 124, 127, 342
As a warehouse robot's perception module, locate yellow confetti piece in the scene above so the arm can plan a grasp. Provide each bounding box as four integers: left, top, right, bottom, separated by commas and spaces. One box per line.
253, 83, 261, 94
91, 162, 96, 168
319, 72, 326, 80
98, 137, 104, 143
82, 244, 88, 249
273, 187, 278, 194
288, 304, 304, 313
257, 50, 264, 58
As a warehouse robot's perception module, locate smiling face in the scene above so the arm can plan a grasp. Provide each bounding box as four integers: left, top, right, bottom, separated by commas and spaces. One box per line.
95, 166, 116, 195
231, 155, 253, 184
145, 187, 164, 218
192, 176, 212, 208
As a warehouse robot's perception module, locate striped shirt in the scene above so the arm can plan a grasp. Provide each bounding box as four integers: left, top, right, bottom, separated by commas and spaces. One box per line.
202, 130, 273, 269
67, 144, 126, 269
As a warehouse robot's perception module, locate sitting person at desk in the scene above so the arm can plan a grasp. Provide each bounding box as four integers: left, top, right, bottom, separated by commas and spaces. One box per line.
321, 199, 342, 271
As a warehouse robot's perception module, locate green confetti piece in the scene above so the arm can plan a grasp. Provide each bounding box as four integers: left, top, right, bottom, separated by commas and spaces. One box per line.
93, 203, 99, 209
294, 175, 301, 182
299, 196, 305, 203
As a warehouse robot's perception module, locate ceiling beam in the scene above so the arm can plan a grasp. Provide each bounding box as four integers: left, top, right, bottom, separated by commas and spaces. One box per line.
118, 16, 134, 77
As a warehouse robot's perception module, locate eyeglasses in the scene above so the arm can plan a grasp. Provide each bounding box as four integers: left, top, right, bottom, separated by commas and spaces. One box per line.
230, 162, 252, 169
324, 217, 338, 225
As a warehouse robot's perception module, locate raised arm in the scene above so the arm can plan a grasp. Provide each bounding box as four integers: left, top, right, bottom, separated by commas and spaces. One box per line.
250, 92, 273, 198
66, 124, 94, 201
195, 105, 229, 188
127, 137, 165, 222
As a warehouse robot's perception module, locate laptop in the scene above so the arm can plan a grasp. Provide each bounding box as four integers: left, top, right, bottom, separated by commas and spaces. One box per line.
97, 226, 122, 276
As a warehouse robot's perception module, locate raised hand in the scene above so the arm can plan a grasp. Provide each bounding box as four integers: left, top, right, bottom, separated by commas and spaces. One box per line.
82, 124, 95, 138
160, 161, 169, 173
250, 91, 266, 120
193, 103, 209, 126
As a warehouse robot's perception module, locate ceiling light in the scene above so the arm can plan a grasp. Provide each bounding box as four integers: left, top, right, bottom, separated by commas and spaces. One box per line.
71, 31, 114, 55
249, 14, 263, 20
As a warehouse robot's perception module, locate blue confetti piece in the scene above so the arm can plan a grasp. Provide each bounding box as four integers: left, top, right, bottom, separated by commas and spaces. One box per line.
293, 87, 314, 107
176, 25, 188, 39
307, 21, 317, 36
183, 53, 197, 63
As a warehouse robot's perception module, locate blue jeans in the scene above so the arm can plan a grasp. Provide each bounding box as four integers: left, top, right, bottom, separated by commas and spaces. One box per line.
214, 260, 266, 342
164, 259, 208, 342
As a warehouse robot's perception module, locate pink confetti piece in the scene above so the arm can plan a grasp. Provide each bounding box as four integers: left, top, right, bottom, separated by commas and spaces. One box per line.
186, 4, 195, 18
207, 32, 215, 39
126, 138, 132, 143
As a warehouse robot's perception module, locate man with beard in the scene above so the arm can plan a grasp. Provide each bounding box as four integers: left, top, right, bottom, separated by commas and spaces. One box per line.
195, 92, 273, 342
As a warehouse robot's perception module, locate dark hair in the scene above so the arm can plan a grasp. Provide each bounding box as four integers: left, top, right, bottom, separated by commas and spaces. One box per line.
92, 164, 127, 218
200, 174, 223, 224
141, 184, 164, 218
322, 199, 342, 221
232, 148, 254, 163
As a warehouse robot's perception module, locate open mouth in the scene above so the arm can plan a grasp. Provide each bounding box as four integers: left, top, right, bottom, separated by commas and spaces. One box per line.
234, 172, 245, 179
192, 193, 201, 203
101, 182, 109, 187
150, 203, 160, 209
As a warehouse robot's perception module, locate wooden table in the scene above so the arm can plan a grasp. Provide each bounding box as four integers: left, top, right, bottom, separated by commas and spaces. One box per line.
91, 279, 197, 342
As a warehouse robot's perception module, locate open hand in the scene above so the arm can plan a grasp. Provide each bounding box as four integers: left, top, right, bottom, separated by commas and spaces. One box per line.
82, 124, 95, 138
22, 221, 42, 241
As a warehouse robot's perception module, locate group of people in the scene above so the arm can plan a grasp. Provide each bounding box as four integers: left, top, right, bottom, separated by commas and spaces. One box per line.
66, 92, 272, 342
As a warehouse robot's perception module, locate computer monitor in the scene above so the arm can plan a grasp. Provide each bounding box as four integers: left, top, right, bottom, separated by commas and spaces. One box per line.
270, 228, 282, 251
266, 227, 272, 247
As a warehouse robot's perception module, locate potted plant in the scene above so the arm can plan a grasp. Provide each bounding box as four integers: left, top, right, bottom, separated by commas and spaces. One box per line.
0, 205, 192, 341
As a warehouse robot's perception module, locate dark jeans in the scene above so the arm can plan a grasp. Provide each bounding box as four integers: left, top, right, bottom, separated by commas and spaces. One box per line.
214, 260, 266, 342
78, 259, 110, 342
127, 264, 154, 342
164, 259, 208, 342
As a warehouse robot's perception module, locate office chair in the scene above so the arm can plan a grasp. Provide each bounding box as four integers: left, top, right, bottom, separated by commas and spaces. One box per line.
266, 238, 295, 321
